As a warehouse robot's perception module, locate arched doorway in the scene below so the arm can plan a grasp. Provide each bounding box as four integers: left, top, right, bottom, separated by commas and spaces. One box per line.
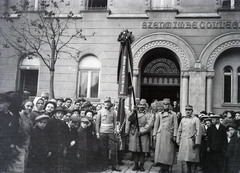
140, 48, 180, 104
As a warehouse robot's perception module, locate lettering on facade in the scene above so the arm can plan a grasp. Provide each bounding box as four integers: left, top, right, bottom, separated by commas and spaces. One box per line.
141, 21, 240, 29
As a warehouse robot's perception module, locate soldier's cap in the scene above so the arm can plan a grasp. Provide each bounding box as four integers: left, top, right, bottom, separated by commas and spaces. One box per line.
56, 97, 64, 102
52, 106, 66, 114
43, 100, 57, 110
0, 93, 10, 102
80, 117, 90, 123
138, 99, 147, 107
209, 114, 221, 119
35, 115, 50, 122
162, 98, 170, 105
41, 92, 49, 98
185, 105, 193, 110
104, 97, 111, 102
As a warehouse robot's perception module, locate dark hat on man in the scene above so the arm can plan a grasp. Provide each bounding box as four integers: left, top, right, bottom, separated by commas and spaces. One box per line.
227, 123, 237, 130
72, 108, 81, 114
203, 117, 212, 122
82, 101, 92, 108
64, 98, 72, 102
200, 115, 210, 120
200, 111, 207, 115
56, 97, 64, 102
43, 100, 57, 110
104, 97, 111, 102
0, 93, 10, 102
80, 117, 90, 123
209, 114, 221, 118
35, 114, 50, 122
75, 97, 86, 103
52, 106, 66, 114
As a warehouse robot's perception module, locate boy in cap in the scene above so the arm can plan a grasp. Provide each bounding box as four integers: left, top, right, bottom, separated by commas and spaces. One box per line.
44, 106, 69, 172
29, 115, 50, 173
0, 93, 18, 172
77, 117, 90, 172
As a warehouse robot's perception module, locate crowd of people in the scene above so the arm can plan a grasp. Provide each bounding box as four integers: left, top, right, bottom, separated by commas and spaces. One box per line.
0, 91, 240, 173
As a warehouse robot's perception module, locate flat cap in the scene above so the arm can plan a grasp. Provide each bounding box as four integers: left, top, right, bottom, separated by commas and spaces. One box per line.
35, 115, 50, 122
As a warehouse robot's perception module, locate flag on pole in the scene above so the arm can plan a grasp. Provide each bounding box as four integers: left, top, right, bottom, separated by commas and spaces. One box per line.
116, 29, 134, 150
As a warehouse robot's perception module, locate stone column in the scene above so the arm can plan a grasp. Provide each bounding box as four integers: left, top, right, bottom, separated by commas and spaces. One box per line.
180, 72, 189, 115
206, 72, 214, 113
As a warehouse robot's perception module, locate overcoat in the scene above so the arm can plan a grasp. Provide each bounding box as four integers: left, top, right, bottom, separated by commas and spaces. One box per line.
177, 115, 202, 162
128, 111, 154, 153
153, 110, 178, 165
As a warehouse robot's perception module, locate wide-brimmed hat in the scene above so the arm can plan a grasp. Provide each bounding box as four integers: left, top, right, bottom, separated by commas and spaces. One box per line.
72, 108, 81, 114
52, 106, 66, 114
209, 114, 221, 118
56, 97, 64, 102
138, 99, 147, 107
35, 114, 50, 122
203, 117, 212, 122
0, 93, 10, 102
200, 115, 210, 120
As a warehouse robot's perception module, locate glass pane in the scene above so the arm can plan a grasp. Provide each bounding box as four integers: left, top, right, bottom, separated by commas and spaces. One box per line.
90, 71, 99, 98
238, 67, 240, 73
238, 76, 240, 103
79, 72, 88, 97
224, 75, 231, 102
224, 66, 232, 73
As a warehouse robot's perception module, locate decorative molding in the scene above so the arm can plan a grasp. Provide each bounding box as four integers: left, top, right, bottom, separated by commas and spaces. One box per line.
133, 69, 139, 76
206, 71, 215, 78
133, 40, 189, 69
206, 40, 240, 70
109, 0, 113, 6
181, 71, 189, 77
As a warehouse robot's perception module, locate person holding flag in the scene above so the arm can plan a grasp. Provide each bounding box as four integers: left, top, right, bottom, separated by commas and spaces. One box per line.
127, 99, 154, 171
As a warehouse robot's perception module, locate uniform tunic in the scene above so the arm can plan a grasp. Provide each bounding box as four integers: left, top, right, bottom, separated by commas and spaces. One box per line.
177, 115, 202, 162
128, 111, 154, 153
153, 110, 178, 165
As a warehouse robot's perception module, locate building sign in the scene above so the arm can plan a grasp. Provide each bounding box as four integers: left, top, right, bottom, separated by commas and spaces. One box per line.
141, 21, 240, 29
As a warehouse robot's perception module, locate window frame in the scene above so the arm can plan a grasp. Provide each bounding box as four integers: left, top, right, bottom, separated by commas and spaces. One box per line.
223, 66, 233, 103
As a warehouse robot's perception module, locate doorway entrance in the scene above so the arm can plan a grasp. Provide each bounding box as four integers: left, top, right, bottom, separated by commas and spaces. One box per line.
140, 48, 180, 105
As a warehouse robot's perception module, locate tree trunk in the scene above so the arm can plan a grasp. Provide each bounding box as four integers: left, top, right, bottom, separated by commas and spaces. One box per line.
49, 69, 55, 99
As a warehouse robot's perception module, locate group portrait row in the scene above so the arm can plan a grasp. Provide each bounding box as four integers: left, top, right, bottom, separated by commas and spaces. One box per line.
0, 91, 240, 173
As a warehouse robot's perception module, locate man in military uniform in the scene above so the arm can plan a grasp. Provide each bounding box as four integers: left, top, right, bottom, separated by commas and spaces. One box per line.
177, 105, 202, 173
153, 98, 178, 173
96, 97, 121, 172
127, 99, 154, 172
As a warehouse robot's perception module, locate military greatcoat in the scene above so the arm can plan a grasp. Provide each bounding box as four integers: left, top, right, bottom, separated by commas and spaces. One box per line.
177, 115, 202, 162
153, 110, 178, 165
128, 111, 154, 153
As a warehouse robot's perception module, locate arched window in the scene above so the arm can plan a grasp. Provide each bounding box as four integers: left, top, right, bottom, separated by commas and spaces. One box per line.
223, 66, 232, 103
238, 67, 240, 103
78, 55, 101, 98
19, 56, 40, 96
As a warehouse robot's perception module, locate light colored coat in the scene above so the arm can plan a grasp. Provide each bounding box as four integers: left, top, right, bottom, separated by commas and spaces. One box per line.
153, 110, 178, 165
177, 115, 202, 162
128, 111, 154, 153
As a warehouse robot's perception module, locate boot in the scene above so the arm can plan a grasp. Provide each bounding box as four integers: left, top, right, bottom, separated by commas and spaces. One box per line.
132, 162, 139, 171
140, 163, 145, 172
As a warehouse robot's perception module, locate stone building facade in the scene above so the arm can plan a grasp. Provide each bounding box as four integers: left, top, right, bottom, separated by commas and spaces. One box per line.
0, 0, 240, 114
